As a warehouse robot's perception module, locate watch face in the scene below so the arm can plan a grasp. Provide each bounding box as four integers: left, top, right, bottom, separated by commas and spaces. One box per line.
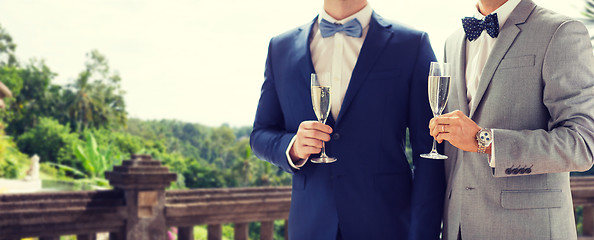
478, 130, 492, 144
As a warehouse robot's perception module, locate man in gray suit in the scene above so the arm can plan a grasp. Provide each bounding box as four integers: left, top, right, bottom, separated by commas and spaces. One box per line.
429, 0, 594, 239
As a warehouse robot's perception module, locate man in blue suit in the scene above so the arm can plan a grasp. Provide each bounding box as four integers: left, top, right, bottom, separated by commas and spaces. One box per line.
250, 0, 445, 239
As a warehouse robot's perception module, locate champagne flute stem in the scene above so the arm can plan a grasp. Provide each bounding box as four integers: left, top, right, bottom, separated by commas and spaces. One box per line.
430, 139, 438, 154
320, 141, 328, 158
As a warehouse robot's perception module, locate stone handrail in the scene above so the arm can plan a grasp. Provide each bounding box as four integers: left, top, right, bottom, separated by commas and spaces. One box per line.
0, 190, 126, 239
1, 155, 594, 240
0, 155, 290, 240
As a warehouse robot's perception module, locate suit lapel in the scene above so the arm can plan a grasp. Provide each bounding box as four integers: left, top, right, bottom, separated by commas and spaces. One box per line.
335, 12, 393, 127
451, 29, 470, 116
297, 17, 317, 86
468, 0, 535, 118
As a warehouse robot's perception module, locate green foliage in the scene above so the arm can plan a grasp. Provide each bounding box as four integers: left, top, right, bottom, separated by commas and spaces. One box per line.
74, 131, 121, 181
0, 22, 291, 193
583, 0, 594, 19
124, 119, 292, 189
183, 160, 227, 188
16, 117, 80, 168
581, 0, 594, 53
2, 59, 58, 136
66, 49, 126, 132
0, 23, 17, 67
0, 126, 29, 178
0, 66, 22, 94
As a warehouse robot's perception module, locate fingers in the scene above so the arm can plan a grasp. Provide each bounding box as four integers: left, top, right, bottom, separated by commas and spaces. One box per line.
429, 117, 450, 139
429, 123, 445, 136
291, 121, 333, 159
428, 110, 483, 152
297, 128, 331, 142
435, 132, 452, 144
301, 121, 333, 134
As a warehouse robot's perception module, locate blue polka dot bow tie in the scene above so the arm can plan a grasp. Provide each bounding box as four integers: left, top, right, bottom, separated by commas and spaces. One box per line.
319, 18, 363, 38
462, 13, 499, 41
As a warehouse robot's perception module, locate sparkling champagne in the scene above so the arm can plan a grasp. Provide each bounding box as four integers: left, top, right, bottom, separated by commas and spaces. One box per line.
311, 86, 331, 124
428, 76, 451, 116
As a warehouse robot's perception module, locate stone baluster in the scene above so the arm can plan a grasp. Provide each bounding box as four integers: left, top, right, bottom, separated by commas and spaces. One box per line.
105, 154, 177, 240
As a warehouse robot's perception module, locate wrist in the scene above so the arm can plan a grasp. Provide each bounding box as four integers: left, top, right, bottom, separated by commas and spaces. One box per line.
289, 147, 300, 162
476, 128, 493, 154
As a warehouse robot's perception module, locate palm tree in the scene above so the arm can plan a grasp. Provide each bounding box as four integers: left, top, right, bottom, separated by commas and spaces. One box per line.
68, 50, 127, 132
69, 71, 95, 132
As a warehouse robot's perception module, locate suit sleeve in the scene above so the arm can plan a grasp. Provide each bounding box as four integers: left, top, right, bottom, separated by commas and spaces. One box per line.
407, 32, 447, 240
493, 20, 594, 177
250, 39, 298, 174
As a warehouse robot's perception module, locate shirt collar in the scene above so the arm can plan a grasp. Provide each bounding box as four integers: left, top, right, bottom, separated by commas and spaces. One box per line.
319, 3, 372, 29
472, 0, 521, 29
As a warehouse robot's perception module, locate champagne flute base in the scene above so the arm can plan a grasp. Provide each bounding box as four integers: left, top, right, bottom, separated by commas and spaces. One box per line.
420, 152, 448, 159
311, 157, 337, 163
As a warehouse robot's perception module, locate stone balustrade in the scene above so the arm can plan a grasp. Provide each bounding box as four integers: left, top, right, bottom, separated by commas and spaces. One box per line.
1, 155, 594, 239
0, 154, 290, 240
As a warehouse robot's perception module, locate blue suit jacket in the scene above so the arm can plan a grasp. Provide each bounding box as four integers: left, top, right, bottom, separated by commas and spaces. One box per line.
251, 12, 445, 240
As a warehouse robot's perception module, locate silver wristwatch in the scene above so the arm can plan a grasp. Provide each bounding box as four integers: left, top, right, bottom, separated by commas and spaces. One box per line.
476, 128, 493, 154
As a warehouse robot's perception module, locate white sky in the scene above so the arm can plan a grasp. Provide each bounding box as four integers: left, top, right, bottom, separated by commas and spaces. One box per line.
0, 0, 583, 127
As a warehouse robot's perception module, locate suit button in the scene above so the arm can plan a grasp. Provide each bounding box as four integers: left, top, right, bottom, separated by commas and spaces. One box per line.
512, 168, 519, 174
526, 168, 532, 174
333, 133, 341, 140
505, 168, 512, 175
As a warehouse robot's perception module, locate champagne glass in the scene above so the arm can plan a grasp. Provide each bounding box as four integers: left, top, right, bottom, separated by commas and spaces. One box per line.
420, 62, 451, 159
310, 73, 336, 163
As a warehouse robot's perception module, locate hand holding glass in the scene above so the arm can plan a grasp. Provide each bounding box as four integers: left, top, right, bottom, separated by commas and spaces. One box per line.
310, 73, 337, 163
420, 62, 451, 159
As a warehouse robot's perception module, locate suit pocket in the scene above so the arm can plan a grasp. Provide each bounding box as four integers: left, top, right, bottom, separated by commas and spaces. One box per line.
500, 189, 563, 209
498, 55, 535, 69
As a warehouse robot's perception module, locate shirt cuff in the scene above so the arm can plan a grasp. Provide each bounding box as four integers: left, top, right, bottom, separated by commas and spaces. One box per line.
488, 130, 496, 167
286, 135, 307, 169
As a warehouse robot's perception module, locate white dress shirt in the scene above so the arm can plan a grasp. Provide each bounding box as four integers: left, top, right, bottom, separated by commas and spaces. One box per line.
465, 0, 521, 166
286, 4, 373, 169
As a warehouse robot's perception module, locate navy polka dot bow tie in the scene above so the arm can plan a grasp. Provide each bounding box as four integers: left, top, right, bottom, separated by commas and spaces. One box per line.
319, 18, 363, 38
462, 13, 499, 41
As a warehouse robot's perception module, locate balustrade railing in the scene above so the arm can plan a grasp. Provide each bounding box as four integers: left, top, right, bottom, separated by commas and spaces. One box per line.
1, 155, 594, 240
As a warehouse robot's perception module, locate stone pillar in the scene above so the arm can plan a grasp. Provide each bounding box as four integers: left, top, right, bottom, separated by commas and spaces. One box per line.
178, 227, 194, 240
260, 221, 274, 240
234, 223, 248, 240
105, 154, 177, 240
39, 237, 59, 240
284, 219, 289, 240
208, 224, 222, 240
77, 234, 97, 240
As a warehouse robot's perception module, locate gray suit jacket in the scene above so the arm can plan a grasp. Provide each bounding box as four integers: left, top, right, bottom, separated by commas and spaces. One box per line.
443, 0, 594, 239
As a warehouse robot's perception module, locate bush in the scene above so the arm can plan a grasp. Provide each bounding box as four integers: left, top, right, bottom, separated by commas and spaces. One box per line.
16, 117, 81, 168
0, 124, 29, 178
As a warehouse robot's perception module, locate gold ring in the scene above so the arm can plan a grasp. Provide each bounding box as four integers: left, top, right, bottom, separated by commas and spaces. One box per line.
442, 125, 445, 132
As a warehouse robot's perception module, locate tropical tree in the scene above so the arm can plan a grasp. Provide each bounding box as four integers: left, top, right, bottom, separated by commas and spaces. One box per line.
231, 140, 255, 187
6, 59, 56, 136
0, 23, 17, 67
67, 50, 126, 132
